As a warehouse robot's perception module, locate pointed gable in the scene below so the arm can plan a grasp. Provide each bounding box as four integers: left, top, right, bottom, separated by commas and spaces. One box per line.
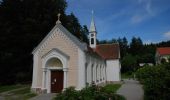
32, 23, 87, 54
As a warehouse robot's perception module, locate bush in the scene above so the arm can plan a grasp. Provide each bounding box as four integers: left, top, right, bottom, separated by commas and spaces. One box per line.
136, 63, 170, 100
54, 85, 125, 100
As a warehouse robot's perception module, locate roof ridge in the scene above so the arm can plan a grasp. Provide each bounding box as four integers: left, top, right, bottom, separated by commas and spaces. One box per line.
97, 43, 119, 46
157, 47, 170, 49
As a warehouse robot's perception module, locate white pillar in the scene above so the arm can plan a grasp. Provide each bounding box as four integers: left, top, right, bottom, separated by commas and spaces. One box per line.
42, 68, 47, 90
99, 66, 101, 83
63, 68, 68, 89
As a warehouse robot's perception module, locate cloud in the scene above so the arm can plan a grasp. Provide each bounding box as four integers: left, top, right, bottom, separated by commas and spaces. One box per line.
131, 15, 146, 24
164, 31, 170, 39
131, 0, 154, 24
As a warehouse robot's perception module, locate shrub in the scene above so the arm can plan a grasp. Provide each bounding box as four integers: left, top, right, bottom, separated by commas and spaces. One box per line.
136, 63, 170, 100
54, 85, 125, 100
54, 87, 79, 100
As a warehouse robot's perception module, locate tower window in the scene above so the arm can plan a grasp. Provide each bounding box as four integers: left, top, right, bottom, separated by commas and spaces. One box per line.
91, 38, 94, 44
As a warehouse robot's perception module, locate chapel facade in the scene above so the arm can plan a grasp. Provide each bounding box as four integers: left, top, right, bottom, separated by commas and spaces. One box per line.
31, 13, 121, 93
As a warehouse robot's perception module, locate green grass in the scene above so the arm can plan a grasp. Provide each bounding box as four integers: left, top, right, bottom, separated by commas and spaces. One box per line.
0, 85, 25, 93
5, 86, 37, 99
24, 93, 37, 99
103, 84, 121, 93
0, 85, 37, 100
11, 87, 30, 95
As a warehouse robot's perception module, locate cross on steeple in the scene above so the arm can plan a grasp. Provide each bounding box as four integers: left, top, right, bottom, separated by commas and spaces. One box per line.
56, 13, 61, 24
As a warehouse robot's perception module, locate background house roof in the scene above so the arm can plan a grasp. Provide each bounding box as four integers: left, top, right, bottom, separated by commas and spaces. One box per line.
157, 47, 170, 55
95, 44, 120, 60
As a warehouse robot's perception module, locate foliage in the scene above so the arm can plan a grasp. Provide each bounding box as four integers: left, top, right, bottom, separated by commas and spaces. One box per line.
0, 84, 25, 93
99, 37, 159, 73
101, 84, 121, 94
54, 85, 125, 100
136, 63, 170, 100
121, 54, 138, 73
129, 37, 143, 55
121, 73, 133, 79
0, 85, 36, 99
0, 0, 88, 85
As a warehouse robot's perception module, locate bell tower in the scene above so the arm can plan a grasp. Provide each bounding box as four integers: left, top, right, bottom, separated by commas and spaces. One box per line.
89, 11, 97, 48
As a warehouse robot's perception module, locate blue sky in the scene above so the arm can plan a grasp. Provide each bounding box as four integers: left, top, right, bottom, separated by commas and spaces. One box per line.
66, 0, 170, 44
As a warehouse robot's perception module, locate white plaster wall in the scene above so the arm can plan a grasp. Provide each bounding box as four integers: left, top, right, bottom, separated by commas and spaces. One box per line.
106, 60, 120, 82
77, 49, 86, 90
161, 55, 170, 62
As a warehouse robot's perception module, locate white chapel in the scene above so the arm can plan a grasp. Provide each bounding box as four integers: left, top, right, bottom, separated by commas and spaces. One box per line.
31, 13, 121, 93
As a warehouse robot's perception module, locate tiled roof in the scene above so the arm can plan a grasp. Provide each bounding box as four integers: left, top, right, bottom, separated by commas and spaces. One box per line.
157, 47, 170, 55
95, 44, 120, 60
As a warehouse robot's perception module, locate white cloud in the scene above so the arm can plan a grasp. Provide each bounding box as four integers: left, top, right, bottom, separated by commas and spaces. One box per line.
131, 0, 154, 24
164, 31, 170, 39
131, 15, 146, 24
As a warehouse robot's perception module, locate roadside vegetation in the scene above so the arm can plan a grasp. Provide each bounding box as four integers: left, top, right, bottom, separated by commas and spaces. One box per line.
0, 84, 36, 100
54, 84, 125, 100
0, 84, 25, 93
136, 63, 170, 100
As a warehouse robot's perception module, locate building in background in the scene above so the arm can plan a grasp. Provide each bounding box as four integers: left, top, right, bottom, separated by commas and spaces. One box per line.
155, 47, 170, 64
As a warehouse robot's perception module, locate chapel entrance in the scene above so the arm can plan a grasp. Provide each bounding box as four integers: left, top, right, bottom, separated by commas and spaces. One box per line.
46, 57, 64, 93
51, 70, 63, 93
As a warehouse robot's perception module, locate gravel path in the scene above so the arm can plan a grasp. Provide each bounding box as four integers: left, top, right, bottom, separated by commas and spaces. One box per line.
0, 96, 4, 100
117, 79, 144, 100
29, 93, 56, 100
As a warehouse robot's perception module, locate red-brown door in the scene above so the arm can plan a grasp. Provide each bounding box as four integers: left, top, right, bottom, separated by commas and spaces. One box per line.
51, 70, 63, 93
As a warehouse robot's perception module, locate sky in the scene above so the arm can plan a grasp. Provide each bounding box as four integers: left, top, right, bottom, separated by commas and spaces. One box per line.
66, 0, 170, 44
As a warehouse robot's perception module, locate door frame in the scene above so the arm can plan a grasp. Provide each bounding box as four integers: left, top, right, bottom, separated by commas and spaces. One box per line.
42, 49, 69, 93
45, 66, 68, 93
50, 70, 64, 93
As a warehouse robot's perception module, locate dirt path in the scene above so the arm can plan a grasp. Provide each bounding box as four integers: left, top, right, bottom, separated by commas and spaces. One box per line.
117, 79, 144, 100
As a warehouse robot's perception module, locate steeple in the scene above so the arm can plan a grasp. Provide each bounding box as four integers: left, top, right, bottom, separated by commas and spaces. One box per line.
89, 11, 97, 33
89, 10, 97, 49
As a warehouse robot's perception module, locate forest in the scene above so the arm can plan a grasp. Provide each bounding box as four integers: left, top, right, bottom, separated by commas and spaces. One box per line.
0, 0, 170, 85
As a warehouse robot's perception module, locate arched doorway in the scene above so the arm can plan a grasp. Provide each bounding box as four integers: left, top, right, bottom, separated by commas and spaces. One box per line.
46, 58, 64, 93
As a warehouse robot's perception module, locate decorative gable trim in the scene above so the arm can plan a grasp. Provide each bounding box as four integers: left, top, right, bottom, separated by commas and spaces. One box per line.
42, 48, 70, 60
32, 23, 87, 54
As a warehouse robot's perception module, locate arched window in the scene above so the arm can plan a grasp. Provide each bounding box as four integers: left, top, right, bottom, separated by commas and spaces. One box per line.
92, 64, 94, 82
91, 38, 94, 44
85, 63, 88, 85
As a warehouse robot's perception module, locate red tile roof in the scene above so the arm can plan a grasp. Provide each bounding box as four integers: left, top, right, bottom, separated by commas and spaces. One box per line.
95, 44, 120, 60
157, 47, 170, 55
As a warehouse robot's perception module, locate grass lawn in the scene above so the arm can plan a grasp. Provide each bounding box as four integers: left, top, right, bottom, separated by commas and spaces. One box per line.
103, 84, 122, 93
0, 84, 25, 93
0, 85, 37, 100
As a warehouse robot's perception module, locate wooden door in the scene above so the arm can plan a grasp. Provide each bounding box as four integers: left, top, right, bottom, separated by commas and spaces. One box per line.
51, 70, 63, 93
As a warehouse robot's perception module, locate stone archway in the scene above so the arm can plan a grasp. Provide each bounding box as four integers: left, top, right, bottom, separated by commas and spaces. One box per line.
46, 57, 64, 93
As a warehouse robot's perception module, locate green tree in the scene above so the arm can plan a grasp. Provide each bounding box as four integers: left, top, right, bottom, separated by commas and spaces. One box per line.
117, 37, 129, 58
121, 54, 137, 73
129, 37, 143, 55
0, 0, 87, 84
